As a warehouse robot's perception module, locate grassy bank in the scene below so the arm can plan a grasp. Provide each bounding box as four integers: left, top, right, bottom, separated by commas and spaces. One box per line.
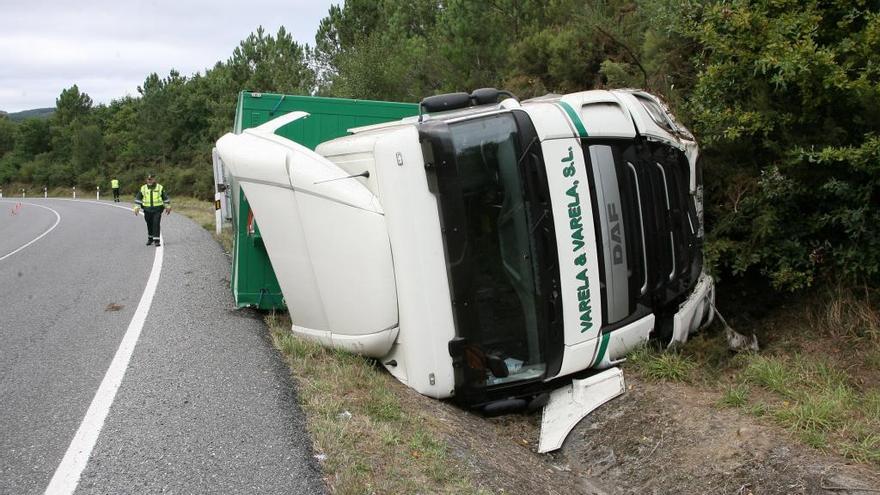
266, 313, 486, 494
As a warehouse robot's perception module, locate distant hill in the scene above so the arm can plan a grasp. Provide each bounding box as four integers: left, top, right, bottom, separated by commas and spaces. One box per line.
2, 108, 55, 122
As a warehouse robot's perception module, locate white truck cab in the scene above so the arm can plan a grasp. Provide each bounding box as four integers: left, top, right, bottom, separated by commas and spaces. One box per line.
216, 88, 714, 410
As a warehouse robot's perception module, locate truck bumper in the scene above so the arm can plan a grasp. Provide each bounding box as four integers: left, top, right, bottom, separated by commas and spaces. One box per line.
669, 271, 715, 347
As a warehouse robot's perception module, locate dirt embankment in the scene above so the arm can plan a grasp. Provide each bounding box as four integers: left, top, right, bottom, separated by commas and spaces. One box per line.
561, 378, 880, 494
403, 376, 880, 495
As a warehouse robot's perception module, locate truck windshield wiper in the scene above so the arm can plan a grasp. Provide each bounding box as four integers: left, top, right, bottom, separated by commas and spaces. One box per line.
516, 136, 538, 168
530, 209, 549, 235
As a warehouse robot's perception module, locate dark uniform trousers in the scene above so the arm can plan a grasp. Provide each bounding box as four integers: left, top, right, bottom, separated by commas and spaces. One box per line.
143, 206, 165, 240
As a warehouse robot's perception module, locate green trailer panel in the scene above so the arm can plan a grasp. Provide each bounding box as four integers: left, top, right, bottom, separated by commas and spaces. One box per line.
232, 188, 285, 309
230, 91, 418, 309
234, 92, 418, 150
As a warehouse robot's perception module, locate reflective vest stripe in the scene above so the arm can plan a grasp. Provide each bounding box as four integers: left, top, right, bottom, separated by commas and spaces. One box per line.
139, 184, 164, 207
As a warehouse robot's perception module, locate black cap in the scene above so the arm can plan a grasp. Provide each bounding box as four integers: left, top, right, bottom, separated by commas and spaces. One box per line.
147, 173, 156, 179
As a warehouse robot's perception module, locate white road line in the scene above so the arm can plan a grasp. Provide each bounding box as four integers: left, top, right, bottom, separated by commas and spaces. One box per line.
44, 226, 164, 495
34, 197, 135, 213
0, 201, 62, 262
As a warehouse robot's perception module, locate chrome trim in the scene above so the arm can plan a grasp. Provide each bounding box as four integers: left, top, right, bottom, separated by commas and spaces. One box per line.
590, 145, 630, 324
443, 108, 510, 124
627, 162, 648, 295
655, 162, 675, 281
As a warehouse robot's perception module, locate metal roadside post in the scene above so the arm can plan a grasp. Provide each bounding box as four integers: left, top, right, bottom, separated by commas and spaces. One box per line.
96, 185, 100, 201
21, 188, 25, 198
43, 186, 47, 198
73, 186, 76, 199
212, 147, 225, 237
214, 198, 222, 236
221, 91, 419, 310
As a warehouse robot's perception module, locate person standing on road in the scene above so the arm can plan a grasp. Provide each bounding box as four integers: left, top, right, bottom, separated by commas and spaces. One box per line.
111, 178, 120, 202
134, 173, 171, 247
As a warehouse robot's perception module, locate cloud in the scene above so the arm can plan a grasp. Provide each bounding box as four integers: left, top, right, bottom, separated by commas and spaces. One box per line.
0, 0, 337, 112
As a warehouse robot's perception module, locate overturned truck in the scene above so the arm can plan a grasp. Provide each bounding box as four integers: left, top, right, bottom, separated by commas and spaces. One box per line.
216, 88, 714, 415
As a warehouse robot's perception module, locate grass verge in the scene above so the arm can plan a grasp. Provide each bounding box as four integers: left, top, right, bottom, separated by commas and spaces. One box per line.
171, 197, 214, 229
266, 313, 485, 494
168, 197, 233, 253
627, 345, 695, 382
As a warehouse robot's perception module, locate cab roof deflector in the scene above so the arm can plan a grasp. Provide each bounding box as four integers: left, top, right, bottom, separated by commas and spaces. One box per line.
247, 111, 310, 136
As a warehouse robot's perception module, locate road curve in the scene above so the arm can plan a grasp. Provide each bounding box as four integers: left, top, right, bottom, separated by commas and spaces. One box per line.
0, 199, 324, 494
0, 200, 61, 262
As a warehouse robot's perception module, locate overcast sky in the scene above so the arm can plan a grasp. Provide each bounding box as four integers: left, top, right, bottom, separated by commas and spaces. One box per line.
0, 0, 338, 112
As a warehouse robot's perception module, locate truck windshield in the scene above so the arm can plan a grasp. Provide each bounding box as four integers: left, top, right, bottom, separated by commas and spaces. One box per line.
448, 114, 546, 387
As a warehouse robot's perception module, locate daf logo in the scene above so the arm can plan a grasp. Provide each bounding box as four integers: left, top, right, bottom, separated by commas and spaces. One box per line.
607, 202, 624, 265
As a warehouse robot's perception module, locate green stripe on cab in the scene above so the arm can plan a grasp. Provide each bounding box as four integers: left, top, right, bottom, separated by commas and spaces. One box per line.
593, 332, 611, 366
558, 101, 588, 138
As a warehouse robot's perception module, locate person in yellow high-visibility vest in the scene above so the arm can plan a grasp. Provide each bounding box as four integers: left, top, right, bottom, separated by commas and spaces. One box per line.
133, 173, 171, 246
110, 178, 120, 202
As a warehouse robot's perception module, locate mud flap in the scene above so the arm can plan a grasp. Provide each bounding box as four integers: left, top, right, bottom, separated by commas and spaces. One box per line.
538, 367, 626, 453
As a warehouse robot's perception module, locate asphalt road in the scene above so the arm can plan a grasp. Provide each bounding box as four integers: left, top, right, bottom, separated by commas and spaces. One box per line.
0, 198, 324, 494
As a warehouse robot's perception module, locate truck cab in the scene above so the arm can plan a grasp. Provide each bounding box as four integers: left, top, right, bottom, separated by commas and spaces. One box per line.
216, 89, 714, 409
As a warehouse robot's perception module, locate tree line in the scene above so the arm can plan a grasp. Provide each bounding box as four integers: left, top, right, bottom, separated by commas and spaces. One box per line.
0, 0, 877, 291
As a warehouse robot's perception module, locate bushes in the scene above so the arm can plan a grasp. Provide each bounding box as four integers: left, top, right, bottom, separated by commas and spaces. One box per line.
2, 1, 879, 291
676, 0, 880, 290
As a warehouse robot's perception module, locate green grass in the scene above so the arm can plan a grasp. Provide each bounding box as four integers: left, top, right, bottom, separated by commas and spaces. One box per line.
171, 197, 215, 229
740, 354, 857, 445
746, 403, 770, 418
719, 384, 750, 408
627, 346, 695, 382
364, 387, 403, 422
866, 348, 880, 371
865, 390, 880, 421
742, 355, 797, 397
842, 433, 880, 464
772, 388, 850, 433
800, 430, 829, 450
678, 331, 734, 374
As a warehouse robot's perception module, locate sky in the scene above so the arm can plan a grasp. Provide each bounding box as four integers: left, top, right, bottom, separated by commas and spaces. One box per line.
0, 0, 339, 113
